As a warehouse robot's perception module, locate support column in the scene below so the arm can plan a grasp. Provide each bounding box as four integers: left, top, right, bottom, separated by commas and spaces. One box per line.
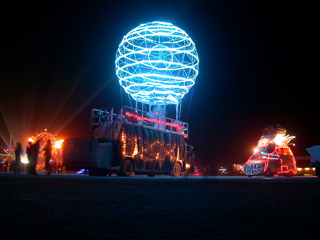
176, 103, 179, 120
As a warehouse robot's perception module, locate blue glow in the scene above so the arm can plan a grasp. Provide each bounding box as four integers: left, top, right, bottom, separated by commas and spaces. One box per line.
115, 21, 199, 105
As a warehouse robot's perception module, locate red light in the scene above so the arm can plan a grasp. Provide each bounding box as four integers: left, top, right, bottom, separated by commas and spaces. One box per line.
257, 138, 270, 148
125, 112, 183, 131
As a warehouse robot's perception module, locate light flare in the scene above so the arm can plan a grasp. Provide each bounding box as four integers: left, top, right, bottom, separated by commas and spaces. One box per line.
54, 139, 64, 149
273, 134, 295, 147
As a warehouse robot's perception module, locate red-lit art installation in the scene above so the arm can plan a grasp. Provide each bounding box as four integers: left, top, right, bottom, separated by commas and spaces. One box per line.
28, 129, 64, 167
243, 125, 297, 177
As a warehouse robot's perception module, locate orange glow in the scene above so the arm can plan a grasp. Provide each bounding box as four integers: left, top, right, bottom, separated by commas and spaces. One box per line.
133, 136, 138, 155
121, 131, 126, 155
28, 137, 34, 143
54, 139, 64, 149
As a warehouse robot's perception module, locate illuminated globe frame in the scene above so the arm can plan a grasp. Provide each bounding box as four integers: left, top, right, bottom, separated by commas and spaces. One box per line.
115, 21, 199, 105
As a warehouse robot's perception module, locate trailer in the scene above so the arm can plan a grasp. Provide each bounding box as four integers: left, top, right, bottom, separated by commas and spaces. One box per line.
243, 125, 297, 177
63, 106, 190, 177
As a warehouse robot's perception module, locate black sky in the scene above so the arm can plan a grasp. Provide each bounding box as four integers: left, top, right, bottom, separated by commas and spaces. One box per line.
1, 0, 315, 169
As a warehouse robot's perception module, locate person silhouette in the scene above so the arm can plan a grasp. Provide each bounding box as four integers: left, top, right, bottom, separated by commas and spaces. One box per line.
14, 142, 22, 174
30, 140, 40, 175
26, 140, 33, 174
44, 139, 52, 175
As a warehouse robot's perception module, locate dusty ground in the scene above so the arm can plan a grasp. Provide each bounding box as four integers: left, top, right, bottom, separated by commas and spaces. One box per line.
0, 173, 319, 240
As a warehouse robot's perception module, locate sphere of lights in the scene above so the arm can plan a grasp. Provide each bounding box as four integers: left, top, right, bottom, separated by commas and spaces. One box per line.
115, 21, 199, 105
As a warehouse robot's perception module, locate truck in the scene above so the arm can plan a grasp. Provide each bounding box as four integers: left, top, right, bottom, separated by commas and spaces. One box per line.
63, 106, 191, 177
243, 125, 297, 177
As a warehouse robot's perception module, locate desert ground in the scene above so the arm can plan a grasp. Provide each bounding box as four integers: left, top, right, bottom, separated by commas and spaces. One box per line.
1, 173, 319, 240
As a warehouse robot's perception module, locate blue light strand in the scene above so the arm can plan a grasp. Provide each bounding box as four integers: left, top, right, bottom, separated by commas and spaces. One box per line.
115, 21, 199, 105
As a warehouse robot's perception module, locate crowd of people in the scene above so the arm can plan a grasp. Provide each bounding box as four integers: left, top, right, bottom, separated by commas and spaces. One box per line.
12, 139, 53, 175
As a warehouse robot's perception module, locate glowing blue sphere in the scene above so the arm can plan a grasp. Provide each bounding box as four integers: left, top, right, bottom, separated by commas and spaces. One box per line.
115, 21, 199, 105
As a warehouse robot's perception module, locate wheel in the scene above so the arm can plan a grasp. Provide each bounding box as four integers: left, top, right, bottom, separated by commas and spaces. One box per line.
148, 174, 155, 177
316, 167, 320, 178
171, 162, 181, 177
120, 159, 134, 177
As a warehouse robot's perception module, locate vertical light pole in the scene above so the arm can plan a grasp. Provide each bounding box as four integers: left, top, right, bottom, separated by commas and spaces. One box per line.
8, 134, 12, 172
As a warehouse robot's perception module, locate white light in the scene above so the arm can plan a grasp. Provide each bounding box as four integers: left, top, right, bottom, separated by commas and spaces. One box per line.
273, 134, 295, 147
21, 155, 28, 164
115, 21, 199, 105
54, 139, 64, 149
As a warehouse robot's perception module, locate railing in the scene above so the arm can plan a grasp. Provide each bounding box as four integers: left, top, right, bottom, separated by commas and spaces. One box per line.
91, 106, 189, 140
122, 106, 188, 138
91, 108, 114, 126
91, 108, 115, 138
106, 108, 125, 140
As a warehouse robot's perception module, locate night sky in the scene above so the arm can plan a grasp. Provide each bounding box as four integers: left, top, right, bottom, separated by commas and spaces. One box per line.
1, 1, 315, 169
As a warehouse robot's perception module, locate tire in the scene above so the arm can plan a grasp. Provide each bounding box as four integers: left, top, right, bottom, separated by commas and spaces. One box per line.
120, 159, 134, 177
171, 162, 181, 177
148, 174, 155, 177
316, 167, 320, 178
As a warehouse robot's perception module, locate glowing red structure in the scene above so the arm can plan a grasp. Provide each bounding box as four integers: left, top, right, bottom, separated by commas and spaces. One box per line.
243, 125, 297, 177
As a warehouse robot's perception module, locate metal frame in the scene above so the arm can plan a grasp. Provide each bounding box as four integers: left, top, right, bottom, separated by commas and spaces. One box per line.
91, 106, 188, 140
